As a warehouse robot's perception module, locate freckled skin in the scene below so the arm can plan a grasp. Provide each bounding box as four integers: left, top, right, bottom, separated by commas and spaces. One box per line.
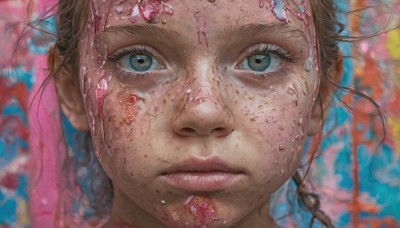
77, 0, 320, 227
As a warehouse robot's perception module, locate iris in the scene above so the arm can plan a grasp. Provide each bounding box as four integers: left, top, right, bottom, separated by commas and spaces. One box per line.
129, 54, 153, 72
247, 54, 271, 72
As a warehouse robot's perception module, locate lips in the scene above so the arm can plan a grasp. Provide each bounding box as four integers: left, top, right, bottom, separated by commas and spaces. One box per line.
159, 157, 244, 192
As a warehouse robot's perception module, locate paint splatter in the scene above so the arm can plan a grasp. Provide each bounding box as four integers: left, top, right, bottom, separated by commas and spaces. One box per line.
184, 195, 217, 226
96, 79, 109, 118
118, 91, 143, 124
269, 0, 289, 23
126, 0, 174, 23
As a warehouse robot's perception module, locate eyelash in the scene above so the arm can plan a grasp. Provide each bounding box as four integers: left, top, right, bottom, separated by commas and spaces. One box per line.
107, 46, 164, 78
249, 44, 296, 63
238, 43, 297, 80
106, 44, 297, 80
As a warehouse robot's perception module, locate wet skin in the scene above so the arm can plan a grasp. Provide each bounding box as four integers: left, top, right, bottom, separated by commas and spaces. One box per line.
73, 0, 321, 227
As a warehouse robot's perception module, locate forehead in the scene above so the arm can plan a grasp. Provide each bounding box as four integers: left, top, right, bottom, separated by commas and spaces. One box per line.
91, 0, 313, 36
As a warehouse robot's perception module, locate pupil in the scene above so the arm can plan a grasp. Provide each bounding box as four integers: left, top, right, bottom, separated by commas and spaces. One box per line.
130, 54, 152, 72
248, 54, 271, 72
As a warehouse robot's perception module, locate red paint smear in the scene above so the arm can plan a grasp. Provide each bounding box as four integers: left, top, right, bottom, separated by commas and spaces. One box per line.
96, 79, 109, 118
0, 77, 28, 113
96, 88, 108, 118
185, 195, 216, 227
351, 110, 360, 228
0, 77, 29, 142
0, 173, 19, 190
91, 1, 102, 36
118, 91, 142, 124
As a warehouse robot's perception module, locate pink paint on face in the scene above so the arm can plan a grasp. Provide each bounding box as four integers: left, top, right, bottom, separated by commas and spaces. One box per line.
121, 0, 174, 23
259, 0, 265, 8
184, 195, 217, 227
140, 0, 162, 22
96, 79, 109, 118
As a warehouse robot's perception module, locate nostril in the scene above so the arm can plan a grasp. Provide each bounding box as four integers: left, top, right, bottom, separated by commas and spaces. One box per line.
214, 127, 225, 132
182, 128, 196, 135
211, 127, 233, 137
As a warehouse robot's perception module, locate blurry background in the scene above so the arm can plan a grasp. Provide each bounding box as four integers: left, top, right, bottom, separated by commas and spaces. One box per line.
0, 0, 399, 227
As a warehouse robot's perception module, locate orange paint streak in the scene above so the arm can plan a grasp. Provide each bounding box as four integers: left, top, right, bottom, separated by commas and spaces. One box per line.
360, 217, 398, 228
348, 1, 396, 226
349, 1, 365, 226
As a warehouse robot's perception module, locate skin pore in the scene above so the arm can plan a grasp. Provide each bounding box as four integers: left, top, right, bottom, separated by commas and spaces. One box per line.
53, 0, 342, 227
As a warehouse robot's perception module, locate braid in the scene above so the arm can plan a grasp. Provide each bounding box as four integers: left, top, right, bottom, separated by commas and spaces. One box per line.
293, 171, 335, 228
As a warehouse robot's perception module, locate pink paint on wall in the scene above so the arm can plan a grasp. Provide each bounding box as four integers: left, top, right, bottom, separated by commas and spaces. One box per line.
28, 56, 65, 228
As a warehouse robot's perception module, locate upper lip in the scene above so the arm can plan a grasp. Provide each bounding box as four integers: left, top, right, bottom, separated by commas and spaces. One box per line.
160, 157, 244, 174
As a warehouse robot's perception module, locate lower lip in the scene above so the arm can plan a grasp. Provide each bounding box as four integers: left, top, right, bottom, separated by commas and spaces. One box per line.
160, 172, 243, 192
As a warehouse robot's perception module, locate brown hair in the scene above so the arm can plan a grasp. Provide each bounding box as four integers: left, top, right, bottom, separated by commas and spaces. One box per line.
50, 0, 347, 227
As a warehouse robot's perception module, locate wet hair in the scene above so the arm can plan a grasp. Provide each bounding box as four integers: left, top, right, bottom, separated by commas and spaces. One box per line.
43, 0, 391, 227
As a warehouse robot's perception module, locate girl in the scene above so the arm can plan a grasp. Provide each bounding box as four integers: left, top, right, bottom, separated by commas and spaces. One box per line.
49, 0, 343, 227
1, 0, 398, 227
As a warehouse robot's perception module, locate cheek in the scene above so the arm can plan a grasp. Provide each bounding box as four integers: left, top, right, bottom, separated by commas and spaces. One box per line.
82, 82, 147, 173
244, 80, 315, 181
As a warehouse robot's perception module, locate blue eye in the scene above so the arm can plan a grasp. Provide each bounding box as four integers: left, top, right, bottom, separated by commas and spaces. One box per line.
128, 54, 153, 72
247, 54, 271, 72
239, 53, 281, 73
237, 44, 287, 74
112, 46, 165, 74
119, 53, 163, 73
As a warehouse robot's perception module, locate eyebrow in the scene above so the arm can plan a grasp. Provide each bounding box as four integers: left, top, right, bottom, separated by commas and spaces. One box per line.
96, 22, 308, 50
218, 23, 308, 42
98, 24, 181, 42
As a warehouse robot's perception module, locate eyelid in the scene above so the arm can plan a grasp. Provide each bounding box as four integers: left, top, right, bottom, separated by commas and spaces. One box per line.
107, 45, 165, 66
237, 43, 297, 65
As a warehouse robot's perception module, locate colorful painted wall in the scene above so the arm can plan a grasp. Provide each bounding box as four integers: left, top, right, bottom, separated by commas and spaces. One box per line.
0, 0, 399, 227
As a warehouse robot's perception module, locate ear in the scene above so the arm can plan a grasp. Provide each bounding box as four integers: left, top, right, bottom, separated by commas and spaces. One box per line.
308, 55, 343, 136
48, 45, 90, 131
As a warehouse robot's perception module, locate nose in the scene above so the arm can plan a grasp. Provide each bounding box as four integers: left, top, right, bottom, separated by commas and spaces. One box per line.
172, 90, 235, 137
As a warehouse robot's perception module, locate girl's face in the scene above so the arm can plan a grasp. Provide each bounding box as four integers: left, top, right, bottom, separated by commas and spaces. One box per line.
76, 0, 319, 226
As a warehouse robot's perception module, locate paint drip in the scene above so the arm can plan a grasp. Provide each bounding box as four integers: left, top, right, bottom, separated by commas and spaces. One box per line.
96, 79, 109, 118
129, 3, 141, 23
184, 195, 217, 226
305, 57, 313, 72
269, 0, 289, 23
